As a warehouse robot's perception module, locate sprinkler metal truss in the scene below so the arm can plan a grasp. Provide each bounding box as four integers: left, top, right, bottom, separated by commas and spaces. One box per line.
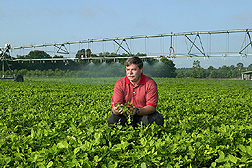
0, 44, 24, 81
1, 28, 252, 70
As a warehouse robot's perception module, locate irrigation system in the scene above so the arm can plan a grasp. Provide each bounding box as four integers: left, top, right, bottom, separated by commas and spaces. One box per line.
1, 29, 252, 80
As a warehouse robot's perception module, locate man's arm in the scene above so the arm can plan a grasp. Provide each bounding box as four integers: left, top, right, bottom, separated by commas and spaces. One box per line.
138, 78, 158, 115
129, 105, 156, 116
111, 78, 125, 115
138, 105, 156, 115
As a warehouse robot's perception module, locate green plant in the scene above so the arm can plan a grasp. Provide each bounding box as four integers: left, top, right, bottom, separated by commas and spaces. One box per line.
116, 101, 134, 124
1, 78, 252, 167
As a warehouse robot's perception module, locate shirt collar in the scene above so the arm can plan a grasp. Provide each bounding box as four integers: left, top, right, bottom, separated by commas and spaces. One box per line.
125, 74, 145, 85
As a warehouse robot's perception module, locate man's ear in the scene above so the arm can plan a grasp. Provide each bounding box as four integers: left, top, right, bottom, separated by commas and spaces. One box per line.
141, 68, 143, 73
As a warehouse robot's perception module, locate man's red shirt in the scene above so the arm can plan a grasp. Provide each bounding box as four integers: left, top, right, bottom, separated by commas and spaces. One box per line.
111, 74, 158, 108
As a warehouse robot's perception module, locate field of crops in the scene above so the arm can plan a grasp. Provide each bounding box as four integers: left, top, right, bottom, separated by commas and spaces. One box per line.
1, 77, 252, 167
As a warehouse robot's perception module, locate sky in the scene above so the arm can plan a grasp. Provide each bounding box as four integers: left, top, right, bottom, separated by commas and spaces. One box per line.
1, 0, 252, 68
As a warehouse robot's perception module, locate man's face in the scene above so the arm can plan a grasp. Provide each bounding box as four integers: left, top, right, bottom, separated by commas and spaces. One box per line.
126, 63, 143, 83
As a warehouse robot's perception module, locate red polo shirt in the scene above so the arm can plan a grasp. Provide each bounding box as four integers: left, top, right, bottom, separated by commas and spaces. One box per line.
111, 74, 158, 108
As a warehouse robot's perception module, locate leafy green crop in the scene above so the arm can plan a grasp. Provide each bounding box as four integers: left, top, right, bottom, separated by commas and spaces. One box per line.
116, 101, 134, 124
1, 78, 252, 167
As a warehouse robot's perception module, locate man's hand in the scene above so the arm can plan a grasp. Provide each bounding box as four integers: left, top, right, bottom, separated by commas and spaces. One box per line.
127, 106, 140, 116
112, 103, 124, 115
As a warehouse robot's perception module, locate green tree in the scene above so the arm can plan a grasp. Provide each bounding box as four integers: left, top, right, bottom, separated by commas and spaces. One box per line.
232, 68, 241, 78
208, 66, 214, 71
209, 70, 219, 78
146, 58, 158, 65
53, 55, 63, 58
192, 60, 206, 78
218, 65, 232, 78
176, 71, 184, 78
236, 62, 245, 78
154, 58, 176, 77
27, 50, 51, 59
76, 49, 85, 58
230, 65, 235, 70
247, 64, 252, 71
237, 62, 244, 69
86, 49, 91, 57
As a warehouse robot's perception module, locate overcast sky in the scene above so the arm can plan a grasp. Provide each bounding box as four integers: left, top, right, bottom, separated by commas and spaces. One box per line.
1, 0, 252, 68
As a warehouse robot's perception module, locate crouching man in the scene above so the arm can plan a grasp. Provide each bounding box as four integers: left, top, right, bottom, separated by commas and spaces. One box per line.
107, 56, 164, 127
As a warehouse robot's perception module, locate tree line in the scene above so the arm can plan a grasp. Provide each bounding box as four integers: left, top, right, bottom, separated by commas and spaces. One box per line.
3, 50, 176, 78
2, 50, 250, 78
176, 60, 250, 78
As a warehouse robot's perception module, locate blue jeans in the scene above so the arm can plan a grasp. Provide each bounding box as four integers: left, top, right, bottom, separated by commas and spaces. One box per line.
107, 111, 164, 127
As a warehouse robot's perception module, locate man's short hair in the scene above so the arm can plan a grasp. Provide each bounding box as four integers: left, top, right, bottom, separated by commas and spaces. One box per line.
125, 56, 143, 69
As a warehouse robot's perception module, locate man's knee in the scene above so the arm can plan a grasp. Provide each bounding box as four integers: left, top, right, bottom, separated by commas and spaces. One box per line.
107, 114, 118, 125
107, 113, 126, 126
142, 111, 164, 126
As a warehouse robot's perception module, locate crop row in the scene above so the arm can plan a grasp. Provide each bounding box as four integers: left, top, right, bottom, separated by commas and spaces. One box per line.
0, 78, 252, 167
